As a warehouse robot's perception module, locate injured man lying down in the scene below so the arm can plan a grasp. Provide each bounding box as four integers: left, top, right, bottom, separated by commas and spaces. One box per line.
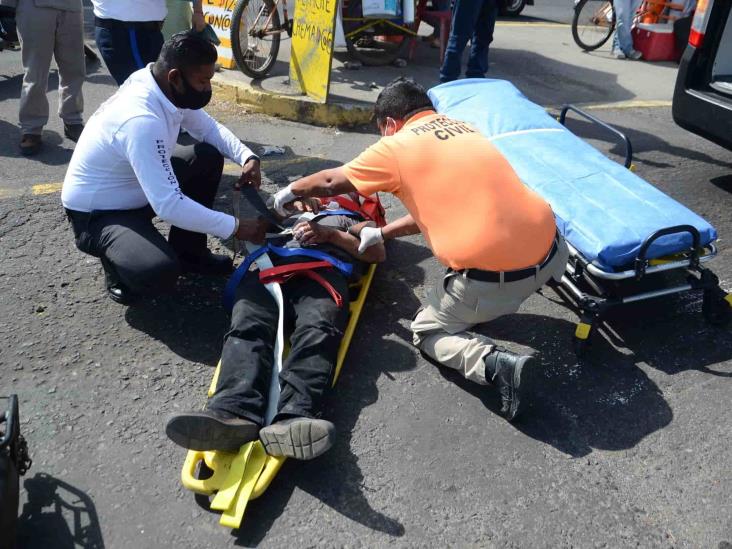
166, 191, 386, 460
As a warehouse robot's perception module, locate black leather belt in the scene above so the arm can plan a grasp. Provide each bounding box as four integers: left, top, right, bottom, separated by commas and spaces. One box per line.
456, 234, 559, 283
94, 17, 163, 31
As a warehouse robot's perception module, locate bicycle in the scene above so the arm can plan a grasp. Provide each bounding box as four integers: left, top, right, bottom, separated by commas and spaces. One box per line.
571, 0, 616, 51
229, 0, 423, 78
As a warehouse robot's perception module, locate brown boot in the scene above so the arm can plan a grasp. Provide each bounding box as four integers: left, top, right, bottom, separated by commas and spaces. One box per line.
19, 134, 42, 156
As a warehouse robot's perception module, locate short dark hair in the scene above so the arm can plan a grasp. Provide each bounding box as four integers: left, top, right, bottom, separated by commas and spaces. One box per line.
154, 31, 218, 74
374, 77, 433, 124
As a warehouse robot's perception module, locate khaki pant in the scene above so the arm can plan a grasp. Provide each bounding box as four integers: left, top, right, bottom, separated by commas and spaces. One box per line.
16, 0, 84, 134
411, 235, 569, 384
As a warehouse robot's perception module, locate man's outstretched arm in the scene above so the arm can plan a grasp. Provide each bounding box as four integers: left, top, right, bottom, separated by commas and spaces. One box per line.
273, 167, 356, 214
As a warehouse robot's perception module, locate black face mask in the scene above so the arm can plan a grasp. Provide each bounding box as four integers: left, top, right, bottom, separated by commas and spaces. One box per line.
170, 74, 212, 110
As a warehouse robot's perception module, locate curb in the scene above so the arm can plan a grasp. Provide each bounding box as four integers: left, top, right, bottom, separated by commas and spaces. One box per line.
213, 72, 373, 128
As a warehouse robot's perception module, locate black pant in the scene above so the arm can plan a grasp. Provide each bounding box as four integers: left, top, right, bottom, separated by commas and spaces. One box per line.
94, 19, 164, 86
208, 268, 350, 425
66, 142, 224, 296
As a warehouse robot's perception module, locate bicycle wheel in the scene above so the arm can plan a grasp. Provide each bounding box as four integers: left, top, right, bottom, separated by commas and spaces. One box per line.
342, 0, 414, 66
572, 0, 616, 52
231, 0, 281, 79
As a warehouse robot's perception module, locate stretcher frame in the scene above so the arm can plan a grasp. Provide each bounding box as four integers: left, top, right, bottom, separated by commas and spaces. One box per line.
556, 105, 732, 355
179, 264, 377, 529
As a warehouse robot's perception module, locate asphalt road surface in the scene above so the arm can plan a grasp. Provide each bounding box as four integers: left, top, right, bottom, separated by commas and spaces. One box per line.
1, 10, 731, 549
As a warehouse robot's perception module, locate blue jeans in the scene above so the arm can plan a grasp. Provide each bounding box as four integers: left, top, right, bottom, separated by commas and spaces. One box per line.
612, 0, 641, 55
94, 24, 164, 86
439, 0, 498, 83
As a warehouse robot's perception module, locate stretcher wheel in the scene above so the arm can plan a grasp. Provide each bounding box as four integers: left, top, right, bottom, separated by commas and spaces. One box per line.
702, 291, 732, 326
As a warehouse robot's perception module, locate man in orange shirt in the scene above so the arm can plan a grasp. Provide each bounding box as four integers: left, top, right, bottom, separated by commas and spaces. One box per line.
273, 78, 569, 421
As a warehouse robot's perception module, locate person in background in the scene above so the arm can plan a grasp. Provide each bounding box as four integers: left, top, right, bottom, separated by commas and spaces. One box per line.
439, 0, 498, 83
91, 0, 206, 86
612, 0, 643, 60
10, 0, 85, 156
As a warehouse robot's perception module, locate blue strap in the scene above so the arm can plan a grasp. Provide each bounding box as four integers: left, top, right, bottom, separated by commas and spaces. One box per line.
223, 244, 353, 311
128, 28, 145, 69
316, 209, 362, 218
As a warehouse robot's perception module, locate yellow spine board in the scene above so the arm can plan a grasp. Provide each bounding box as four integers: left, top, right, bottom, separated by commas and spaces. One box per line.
180, 264, 378, 528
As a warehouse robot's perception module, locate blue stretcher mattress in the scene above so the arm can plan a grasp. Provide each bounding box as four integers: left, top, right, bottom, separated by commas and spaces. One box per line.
428, 79, 717, 271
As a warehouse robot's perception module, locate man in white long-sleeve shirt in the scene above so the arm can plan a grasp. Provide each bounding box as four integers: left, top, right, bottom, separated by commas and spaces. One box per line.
62, 32, 267, 304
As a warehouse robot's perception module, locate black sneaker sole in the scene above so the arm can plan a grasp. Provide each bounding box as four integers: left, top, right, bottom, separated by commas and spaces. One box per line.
259, 419, 335, 460
505, 355, 536, 422
165, 412, 259, 452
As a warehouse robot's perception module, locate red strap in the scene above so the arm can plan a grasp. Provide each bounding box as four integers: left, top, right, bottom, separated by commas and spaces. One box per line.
326, 194, 387, 227
259, 263, 343, 308
258, 261, 332, 279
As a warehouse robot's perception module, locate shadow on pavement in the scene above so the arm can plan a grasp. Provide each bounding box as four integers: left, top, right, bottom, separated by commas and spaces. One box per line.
436, 312, 674, 458
436, 280, 732, 458
124, 275, 229, 367
710, 174, 732, 194
17, 472, 104, 549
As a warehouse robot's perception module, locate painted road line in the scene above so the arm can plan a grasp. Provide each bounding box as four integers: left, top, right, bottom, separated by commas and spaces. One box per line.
32, 182, 63, 195
577, 99, 673, 110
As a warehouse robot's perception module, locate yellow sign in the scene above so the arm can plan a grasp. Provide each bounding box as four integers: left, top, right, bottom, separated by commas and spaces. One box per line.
203, 0, 238, 70
289, 0, 339, 103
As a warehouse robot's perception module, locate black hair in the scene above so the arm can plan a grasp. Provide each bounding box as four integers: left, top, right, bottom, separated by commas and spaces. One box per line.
373, 77, 433, 123
153, 31, 217, 75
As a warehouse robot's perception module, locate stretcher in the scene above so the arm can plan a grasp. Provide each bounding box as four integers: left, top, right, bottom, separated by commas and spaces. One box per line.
179, 258, 377, 529
429, 79, 731, 354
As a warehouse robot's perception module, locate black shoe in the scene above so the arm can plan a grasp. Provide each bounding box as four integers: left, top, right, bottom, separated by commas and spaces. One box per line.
259, 417, 336, 460
101, 260, 136, 305
19, 134, 42, 156
484, 349, 536, 422
178, 250, 233, 276
63, 123, 84, 143
165, 409, 260, 452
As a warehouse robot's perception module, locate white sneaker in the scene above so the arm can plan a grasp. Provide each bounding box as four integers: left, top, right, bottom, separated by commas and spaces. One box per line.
628, 49, 643, 60
612, 48, 626, 59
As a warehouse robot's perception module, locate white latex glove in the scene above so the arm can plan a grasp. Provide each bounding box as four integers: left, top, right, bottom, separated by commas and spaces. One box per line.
273, 184, 299, 216
358, 226, 384, 254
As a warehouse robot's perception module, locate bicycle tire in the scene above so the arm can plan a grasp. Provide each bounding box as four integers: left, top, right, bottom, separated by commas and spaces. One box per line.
343, 0, 413, 66
572, 0, 616, 52
231, 0, 281, 79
